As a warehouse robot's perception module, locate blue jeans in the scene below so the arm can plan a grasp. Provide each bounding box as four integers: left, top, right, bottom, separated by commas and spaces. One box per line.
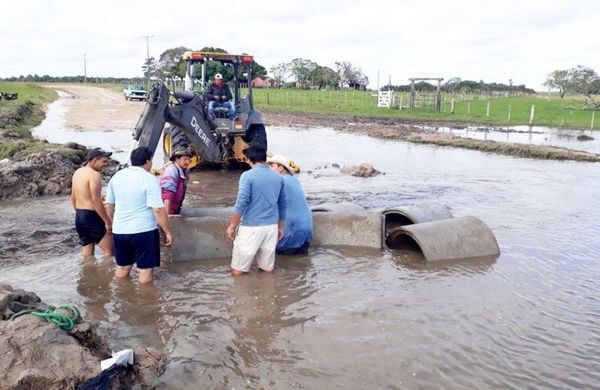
208, 101, 236, 119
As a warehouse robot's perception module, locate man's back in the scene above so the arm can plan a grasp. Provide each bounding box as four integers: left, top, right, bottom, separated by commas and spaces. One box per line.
106, 166, 163, 234
71, 166, 100, 210
235, 165, 286, 226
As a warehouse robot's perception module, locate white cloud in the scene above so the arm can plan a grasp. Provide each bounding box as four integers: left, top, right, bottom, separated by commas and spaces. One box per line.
0, 0, 598, 90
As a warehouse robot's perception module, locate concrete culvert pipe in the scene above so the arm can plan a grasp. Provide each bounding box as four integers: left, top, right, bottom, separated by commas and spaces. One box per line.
382, 204, 453, 248
170, 216, 232, 261
386, 216, 500, 261
312, 209, 382, 248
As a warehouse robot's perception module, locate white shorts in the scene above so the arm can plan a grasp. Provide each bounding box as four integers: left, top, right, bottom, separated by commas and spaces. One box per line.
231, 224, 278, 272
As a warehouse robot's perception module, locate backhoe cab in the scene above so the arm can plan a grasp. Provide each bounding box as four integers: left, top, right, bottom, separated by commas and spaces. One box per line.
132, 51, 267, 169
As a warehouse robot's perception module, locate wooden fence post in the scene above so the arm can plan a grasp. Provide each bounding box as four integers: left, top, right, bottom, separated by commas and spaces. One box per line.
591, 111, 596, 130
450, 97, 455, 114
507, 104, 511, 122
486, 101, 490, 117
529, 105, 535, 126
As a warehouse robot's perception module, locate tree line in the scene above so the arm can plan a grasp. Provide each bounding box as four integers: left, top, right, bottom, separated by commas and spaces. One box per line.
0, 74, 144, 84
269, 59, 369, 90
382, 78, 535, 94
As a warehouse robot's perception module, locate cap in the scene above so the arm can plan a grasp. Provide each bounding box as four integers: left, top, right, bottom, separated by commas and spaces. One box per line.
87, 147, 112, 161
267, 154, 294, 174
215, 73, 223, 80
170, 146, 194, 161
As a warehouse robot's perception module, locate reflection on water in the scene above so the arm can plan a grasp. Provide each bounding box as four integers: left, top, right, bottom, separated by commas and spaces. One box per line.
434, 124, 600, 154
2, 123, 600, 387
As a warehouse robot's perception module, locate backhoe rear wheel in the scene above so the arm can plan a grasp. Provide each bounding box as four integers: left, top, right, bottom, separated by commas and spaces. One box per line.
163, 126, 201, 168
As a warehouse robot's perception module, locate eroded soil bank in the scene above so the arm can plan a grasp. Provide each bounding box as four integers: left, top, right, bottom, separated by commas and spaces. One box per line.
263, 110, 600, 162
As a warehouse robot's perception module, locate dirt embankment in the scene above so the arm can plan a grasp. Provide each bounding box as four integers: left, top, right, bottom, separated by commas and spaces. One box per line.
263, 110, 600, 162
0, 284, 165, 389
0, 85, 125, 200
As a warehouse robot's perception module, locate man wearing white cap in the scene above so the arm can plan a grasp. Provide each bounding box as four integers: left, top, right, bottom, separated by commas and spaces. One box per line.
267, 154, 313, 254
205, 73, 236, 119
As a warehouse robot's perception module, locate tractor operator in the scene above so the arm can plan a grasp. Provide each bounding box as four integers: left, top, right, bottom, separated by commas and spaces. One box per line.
205, 73, 236, 119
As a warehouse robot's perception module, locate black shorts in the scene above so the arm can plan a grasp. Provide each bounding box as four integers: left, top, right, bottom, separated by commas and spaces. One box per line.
113, 229, 160, 269
75, 209, 107, 246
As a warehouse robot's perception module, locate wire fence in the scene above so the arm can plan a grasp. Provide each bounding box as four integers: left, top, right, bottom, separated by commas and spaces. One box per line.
248, 88, 598, 129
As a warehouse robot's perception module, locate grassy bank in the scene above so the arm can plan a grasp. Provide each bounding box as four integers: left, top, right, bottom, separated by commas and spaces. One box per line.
0, 82, 58, 159
248, 88, 598, 130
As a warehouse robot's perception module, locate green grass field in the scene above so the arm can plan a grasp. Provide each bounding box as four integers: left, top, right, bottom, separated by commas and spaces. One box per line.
0, 82, 59, 159
0, 82, 57, 106
247, 88, 599, 130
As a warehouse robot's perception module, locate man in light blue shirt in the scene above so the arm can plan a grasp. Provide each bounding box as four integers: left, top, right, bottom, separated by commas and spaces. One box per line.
226, 146, 287, 276
267, 154, 313, 254
106, 147, 173, 283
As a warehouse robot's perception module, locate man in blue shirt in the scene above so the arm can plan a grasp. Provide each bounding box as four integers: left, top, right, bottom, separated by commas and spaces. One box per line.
106, 147, 173, 284
267, 154, 313, 254
226, 146, 287, 276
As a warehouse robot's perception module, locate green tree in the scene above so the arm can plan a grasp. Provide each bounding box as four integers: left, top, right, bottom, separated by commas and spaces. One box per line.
334, 61, 368, 89
141, 57, 158, 80
157, 46, 191, 79
544, 69, 570, 98
312, 65, 340, 89
569, 65, 600, 104
289, 58, 318, 88
269, 62, 289, 86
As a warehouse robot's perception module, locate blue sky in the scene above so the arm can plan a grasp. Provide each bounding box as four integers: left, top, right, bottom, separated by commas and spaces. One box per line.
1, 0, 599, 90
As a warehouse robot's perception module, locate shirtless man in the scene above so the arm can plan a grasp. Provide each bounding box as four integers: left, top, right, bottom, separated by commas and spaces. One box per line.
71, 147, 114, 257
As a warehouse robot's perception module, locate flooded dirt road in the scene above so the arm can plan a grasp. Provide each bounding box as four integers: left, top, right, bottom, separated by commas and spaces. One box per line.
1, 87, 600, 388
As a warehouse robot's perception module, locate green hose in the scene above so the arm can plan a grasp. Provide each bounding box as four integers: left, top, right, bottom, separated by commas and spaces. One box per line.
10, 305, 80, 331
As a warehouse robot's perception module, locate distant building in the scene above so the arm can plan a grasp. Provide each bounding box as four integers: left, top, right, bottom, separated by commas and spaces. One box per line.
252, 76, 278, 88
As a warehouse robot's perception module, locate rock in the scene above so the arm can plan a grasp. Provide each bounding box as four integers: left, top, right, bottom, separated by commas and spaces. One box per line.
340, 163, 381, 178
0, 149, 118, 199
0, 315, 99, 389
133, 347, 167, 388
65, 142, 87, 150
0, 158, 10, 166
577, 134, 594, 141
331, 163, 340, 169
70, 322, 112, 359
0, 287, 50, 320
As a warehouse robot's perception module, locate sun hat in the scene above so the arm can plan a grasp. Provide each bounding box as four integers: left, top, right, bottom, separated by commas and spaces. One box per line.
86, 147, 112, 161
267, 154, 294, 174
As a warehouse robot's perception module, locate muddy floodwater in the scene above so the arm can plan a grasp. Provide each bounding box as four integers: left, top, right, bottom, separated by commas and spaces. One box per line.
435, 124, 600, 154
2, 95, 600, 388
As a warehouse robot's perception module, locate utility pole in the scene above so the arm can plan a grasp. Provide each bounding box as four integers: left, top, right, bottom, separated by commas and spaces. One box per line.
83, 53, 87, 84
141, 35, 154, 86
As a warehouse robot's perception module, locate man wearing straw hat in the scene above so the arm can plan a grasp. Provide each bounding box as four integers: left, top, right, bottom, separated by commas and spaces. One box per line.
267, 154, 313, 254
